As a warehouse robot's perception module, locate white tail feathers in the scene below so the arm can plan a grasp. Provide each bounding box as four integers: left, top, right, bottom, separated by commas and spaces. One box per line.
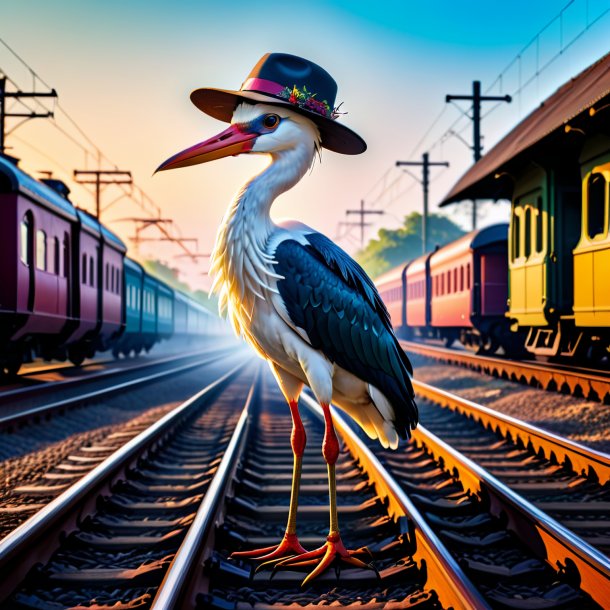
336, 385, 399, 450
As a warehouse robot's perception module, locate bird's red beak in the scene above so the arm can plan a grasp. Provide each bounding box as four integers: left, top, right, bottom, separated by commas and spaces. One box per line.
155, 124, 257, 172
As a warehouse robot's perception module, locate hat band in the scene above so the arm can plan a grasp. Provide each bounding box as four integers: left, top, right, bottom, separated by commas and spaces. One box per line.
242, 78, 333, 119
242, 77, 285, 96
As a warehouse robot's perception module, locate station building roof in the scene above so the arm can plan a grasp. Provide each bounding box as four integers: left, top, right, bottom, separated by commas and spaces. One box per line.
440, 51, 610, 206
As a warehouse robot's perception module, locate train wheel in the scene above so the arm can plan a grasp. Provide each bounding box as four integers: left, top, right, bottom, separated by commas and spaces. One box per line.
68, 346, 86, 367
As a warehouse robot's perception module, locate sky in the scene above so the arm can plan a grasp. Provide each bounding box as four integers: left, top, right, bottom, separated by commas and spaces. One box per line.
2, 0, 609, 289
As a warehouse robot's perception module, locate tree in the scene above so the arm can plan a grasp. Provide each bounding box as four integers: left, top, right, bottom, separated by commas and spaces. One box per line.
142, 259, 219, 313
356, 212, 465, 278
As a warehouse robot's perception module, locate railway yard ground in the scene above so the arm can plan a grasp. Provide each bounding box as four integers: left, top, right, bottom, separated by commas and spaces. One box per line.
409, 350, 610, 453
0, 341, 608, 609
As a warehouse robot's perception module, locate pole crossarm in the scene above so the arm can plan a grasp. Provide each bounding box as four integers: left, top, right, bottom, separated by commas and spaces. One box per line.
345, 200, 384, 248
0, 77, 58, 153
445, 80, 511, 229
73, 169, 133, 220
396, 153, 449, 255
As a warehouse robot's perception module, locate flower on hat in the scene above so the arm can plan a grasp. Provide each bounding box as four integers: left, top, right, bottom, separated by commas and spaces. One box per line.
279, 84, 333, 119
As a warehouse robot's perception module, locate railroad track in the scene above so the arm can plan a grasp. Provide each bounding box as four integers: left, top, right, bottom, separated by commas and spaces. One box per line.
0, 348, 249, 540
1, 365, 607, 608
401, 340, 610, 403
0, 360, 254, 608
411, 379, 610, 555
152, 372, 486, 610
0, 341, 241, 429
343, 379, 610, 608
154, 374, 606, 609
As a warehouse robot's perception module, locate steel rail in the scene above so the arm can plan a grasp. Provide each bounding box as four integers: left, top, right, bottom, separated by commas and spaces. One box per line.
0, 345, 243, 429
0, 340, 237, 406
152, 370, 258, 609
301, 393, 491, 610
408, 423, 610, 608
153, 383, 489, 610
412, 378, 610, 486
0, 359, 249, 603
401, 339, 610, 403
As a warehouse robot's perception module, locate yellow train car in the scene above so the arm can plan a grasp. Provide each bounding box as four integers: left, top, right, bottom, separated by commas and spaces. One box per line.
440, 51, 610, 365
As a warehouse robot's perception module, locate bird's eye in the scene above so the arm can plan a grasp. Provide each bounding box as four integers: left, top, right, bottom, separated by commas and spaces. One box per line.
263, 114, 280, 129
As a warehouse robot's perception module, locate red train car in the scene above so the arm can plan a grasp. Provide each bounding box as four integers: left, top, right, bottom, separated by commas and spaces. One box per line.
0, 155, 126, 372
429, 224, 509, 350
374, 264, 406, 329
62, 210, 126, 365
0, 156, 79, 373
376, 223, 517, 354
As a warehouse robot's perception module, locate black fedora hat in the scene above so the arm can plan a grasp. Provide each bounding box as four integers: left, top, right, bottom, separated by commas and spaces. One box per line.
190, 53, 367, 155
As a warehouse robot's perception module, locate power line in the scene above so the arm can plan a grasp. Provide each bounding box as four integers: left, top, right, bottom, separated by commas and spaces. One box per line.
0, 35, 203, 269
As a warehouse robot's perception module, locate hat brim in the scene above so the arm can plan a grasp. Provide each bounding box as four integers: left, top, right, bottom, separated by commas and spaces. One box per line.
190, 88, 367, 155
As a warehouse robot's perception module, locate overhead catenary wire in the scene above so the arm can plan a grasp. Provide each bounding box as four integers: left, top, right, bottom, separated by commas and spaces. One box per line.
340, 0, 609, 250
0, 35, 204, 268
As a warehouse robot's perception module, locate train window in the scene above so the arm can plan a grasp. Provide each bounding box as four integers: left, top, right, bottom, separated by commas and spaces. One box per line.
512, 210, 521, 261
587, 173, 607, 239
63, 234, 69, 278
105, 264, 109, 291
82, 254, 87, 284
453, 268, 457, 293
466, 263, 471, 289
523, 205, 532, 258
535, 196, 544, 253
20, 215, 32, 266
36, 230, 47, 271
53, 237, 60, 275
89, 257, 95, 287
460, 266, 464, 291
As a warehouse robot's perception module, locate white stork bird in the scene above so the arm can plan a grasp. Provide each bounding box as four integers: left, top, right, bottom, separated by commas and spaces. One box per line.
157, 53, 417, 585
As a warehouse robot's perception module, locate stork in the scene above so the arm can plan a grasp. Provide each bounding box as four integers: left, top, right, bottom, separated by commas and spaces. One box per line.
157, 53, 417, 585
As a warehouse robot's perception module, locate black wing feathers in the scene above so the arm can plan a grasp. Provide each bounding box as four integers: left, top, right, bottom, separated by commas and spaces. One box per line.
275, 236, 418, 438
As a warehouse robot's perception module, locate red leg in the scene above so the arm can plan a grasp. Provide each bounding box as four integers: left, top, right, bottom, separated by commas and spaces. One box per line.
270, 403, 377, 586
231, 400, 308, 562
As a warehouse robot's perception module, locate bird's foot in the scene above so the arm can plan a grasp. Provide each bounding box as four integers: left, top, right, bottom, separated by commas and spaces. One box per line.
270, 531, 377, 586
230, 532, 307, 562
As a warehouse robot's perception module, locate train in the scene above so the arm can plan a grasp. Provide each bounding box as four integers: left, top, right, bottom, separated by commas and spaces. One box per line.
375, 223, 526, 355
0, 154, 224, 376
376, 52, 610, 366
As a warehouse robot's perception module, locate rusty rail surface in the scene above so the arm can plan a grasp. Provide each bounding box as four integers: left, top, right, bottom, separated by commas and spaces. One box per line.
409, 423, 610, 608
411, 378, 610, 486
401, 340, 610, 403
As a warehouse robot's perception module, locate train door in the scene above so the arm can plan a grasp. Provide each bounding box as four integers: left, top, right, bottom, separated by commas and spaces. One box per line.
508, 167, 548, 327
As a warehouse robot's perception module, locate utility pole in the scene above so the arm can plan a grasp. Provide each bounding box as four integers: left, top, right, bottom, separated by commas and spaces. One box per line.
115, 217, 173, 254
346, 200, 384, 248
0, 77, 57, 154
446, 80, 511, 228
73, 169, 132, 220
396, 153, 449, 254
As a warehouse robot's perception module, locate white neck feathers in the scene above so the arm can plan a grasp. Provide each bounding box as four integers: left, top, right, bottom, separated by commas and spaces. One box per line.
209, 123, 318, 339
